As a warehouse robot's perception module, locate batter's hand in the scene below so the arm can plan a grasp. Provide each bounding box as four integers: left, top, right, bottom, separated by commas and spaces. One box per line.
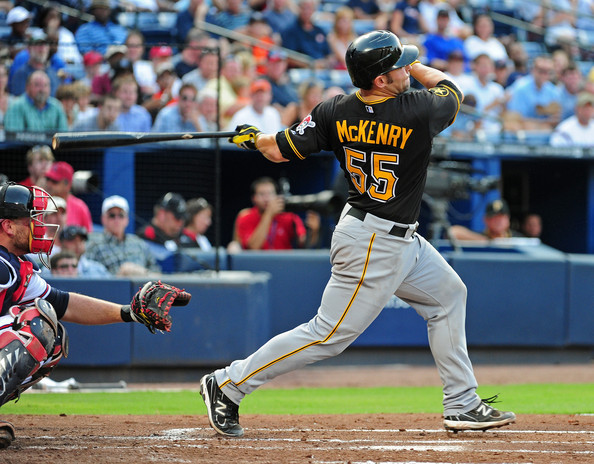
230, 124, 261, 150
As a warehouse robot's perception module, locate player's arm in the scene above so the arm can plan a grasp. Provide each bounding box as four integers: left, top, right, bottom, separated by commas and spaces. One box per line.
61, 293, 124, 325
410, 61, 465, 101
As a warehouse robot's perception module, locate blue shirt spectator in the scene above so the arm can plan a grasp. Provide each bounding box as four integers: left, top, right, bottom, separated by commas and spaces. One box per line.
281, 0, 330, 65
347, 0, 380, 18
74, 0, 128, 55
263, 0, 297, 34
423, 9, 465, 69
204, 0, 251, 34
9, 62, 61, 97
117, 104, 152, 132
10, 49, 65, 83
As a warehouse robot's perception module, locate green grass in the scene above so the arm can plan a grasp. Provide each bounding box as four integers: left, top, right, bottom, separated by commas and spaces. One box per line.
2, 384, 592, 415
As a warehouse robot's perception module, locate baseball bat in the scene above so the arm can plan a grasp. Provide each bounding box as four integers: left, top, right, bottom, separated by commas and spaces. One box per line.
52, 130, 238, 150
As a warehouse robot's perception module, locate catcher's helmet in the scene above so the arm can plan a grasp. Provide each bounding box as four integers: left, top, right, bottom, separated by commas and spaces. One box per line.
345, 30, 419, 90
0, 183, 33, 219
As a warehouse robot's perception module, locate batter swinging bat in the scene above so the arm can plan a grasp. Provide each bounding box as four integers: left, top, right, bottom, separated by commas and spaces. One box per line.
52, 131, 238, 151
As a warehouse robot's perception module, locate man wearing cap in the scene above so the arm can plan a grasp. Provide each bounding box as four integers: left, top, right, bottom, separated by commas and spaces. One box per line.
91, 44, 133, 98
86, 195, 160, 276
44, 161, 93, 233
550, 91, 594, 147
72, 93, 122, 131
8, 30, 61, 97
74, 0, 128, 55
4, 70, 68, 134
152, 83, 200, 133
55, 226, 111, 278
264, 50, 300, 110
2, 6, 33, 59
137, 192, 190, 249
226, 79, 283, 134
449, 199, 522, 241
143, 62, 182, 120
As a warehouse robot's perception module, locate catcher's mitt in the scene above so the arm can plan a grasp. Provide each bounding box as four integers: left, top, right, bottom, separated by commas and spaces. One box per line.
121, 281, 191, 333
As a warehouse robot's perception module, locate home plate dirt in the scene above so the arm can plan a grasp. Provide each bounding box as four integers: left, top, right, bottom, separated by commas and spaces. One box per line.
1, 364, 592, 463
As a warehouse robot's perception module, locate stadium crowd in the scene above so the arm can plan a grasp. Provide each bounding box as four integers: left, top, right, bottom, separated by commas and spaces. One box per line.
0, 0, 592, 145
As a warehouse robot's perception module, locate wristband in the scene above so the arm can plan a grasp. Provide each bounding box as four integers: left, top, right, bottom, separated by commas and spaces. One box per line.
120, 305, 134, 322
410, 60, 421, 66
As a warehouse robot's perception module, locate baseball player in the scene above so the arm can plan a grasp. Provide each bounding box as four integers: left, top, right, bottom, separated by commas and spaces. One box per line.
200, 30, 515, 436
0, 182, 191, 448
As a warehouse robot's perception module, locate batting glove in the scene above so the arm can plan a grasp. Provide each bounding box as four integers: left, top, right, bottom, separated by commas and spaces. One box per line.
230, 124, 261, 150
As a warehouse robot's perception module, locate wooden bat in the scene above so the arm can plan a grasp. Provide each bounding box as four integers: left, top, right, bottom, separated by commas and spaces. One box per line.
52, 130, 238, 150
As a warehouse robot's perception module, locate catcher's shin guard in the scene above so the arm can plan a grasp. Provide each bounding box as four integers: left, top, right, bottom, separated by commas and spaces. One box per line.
0, 299, 65, 405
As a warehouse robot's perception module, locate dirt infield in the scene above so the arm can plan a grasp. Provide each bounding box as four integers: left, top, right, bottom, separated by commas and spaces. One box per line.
2, 363, 593, 463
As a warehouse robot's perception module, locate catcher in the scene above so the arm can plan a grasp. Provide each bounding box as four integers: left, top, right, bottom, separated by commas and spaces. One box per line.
0, 182, 191, 448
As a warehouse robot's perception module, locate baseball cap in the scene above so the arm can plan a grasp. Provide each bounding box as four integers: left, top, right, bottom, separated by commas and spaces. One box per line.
448, 50, 464, 61
437, 9, 449, 18
156, 62, 175, 77
28, 29, 48, 45
250, 79, 271, 93
7, 6, 32, 24
494, 59, 508, 69
105, 44, 127, 60
249, 11, 267, 24
485, 199, 510, 217
268, 50, 287, 62
45, 161, 74, 183
102, 195, 129, 215
60, 225, 88, 241
576, 91, 594, 106
52, 195, 67, 211
157, 192, 187, 220
149, 45, 173, 59
83, 51, 103, 66
90, 0, 111, 9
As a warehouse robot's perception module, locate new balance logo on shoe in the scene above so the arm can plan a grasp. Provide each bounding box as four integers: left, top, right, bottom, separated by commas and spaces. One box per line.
443, 396, 516, 432
200, 373, 244, 437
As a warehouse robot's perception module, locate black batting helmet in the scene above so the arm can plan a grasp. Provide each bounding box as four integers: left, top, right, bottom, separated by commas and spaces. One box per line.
0, 183, 34, 219
345, 30, 419, 90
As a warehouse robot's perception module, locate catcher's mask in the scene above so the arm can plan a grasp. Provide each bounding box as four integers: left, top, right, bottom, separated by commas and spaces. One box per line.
0, 183, 59, 267
345, 30, 419, 90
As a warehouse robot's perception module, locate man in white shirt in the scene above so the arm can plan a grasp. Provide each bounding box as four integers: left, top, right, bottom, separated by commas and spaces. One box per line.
550, 92, 594, 147
226, 79, 283, 134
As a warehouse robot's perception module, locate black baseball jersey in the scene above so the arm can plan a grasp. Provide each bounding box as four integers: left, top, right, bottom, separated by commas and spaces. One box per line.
276, 79, 462, 224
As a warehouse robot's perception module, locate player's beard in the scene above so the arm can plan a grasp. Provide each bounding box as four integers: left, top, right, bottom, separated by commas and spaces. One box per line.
385, 73, 410, 93
13, 222, 32, 255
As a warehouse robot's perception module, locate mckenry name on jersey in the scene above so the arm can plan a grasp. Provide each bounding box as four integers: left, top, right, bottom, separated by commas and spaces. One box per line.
336, 120, 413, 149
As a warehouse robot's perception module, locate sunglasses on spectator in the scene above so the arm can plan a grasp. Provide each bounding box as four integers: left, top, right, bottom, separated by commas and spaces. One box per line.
57, 263, 77, 269
108, 212, 126, 219
180, 94, 195, 101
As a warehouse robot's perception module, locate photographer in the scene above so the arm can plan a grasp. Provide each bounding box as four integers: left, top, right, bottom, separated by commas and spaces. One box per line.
230, 177, 320, 251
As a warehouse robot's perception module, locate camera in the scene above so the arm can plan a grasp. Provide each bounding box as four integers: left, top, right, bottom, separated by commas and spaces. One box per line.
283, 190, 345, 216
72, 170, 99, 195
425, 161, 499, 200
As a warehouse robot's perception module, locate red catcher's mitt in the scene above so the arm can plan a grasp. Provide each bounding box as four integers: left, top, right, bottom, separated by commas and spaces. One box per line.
129, 281, 192, 333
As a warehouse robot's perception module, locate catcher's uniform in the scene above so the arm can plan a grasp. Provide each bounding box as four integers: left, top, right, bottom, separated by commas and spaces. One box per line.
216, 80, 483, 415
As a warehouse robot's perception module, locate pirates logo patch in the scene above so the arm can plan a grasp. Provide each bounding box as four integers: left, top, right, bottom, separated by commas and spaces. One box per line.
295, 114, 316, 135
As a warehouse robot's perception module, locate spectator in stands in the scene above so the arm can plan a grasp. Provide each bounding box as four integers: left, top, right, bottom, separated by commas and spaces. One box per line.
72, 93, 122, 131
44, 161, 93, 233
389, 0, 429, 44
143, 63, 181, 120
148, 45, 176, 93
55, 84, 78, 129
558, 64, 585, 121
176, 0, 209, 44
20, 145, 55, 188
418, 0, 471, 39
449, 199, 522, 241
493, 59, 510, 89
503, 55, 563, 134
4, 70, 68, 134
86, 195, 160, 276
423, 8, 466, 71
241, 12, 279, 75
42, 195, 67, 256
2, 5, 33, 59
439, 93, 480, 141
113, 75, 153, 132
323, 85, 345, 100
50, 250, 79, 277
75, 0, 129, 55
181, 197, 213, 250
463, 54, 505, 140
281, 0, 330, 69
137, 192, 189, 249
505, 41, 529, 88
9, 30, 61, 97
0, 63, 11, 132
540, 0, 578, 48
59, 225, 111, 278
202, 54, 246, 124
263, 0, 298, 35
197, 89, 220, 136
173, 29, 216, 79
327, 6, 357, 71
34, 2, 83, 66
551, 48, 572, 86
152, 82, 201, 132
226, 79, 283, 133
71, 81, 95, 122
264, 49, 300, 112
125, 30, 156, 99
79, 51, 104, 89
182, 49, 219, 91
444, 49, 473, 90
347, 0, 382, 23
91, 45, 134, 99
520, 212, 542, 240
231, 177, 319, 250
463, 13, 508, 63
550, 91, 594, 147
281, 78, 323, 127
205, 0, 252, 31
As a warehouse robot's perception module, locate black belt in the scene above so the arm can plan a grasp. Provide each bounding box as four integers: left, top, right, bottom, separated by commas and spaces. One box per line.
346, 207, 414, 238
